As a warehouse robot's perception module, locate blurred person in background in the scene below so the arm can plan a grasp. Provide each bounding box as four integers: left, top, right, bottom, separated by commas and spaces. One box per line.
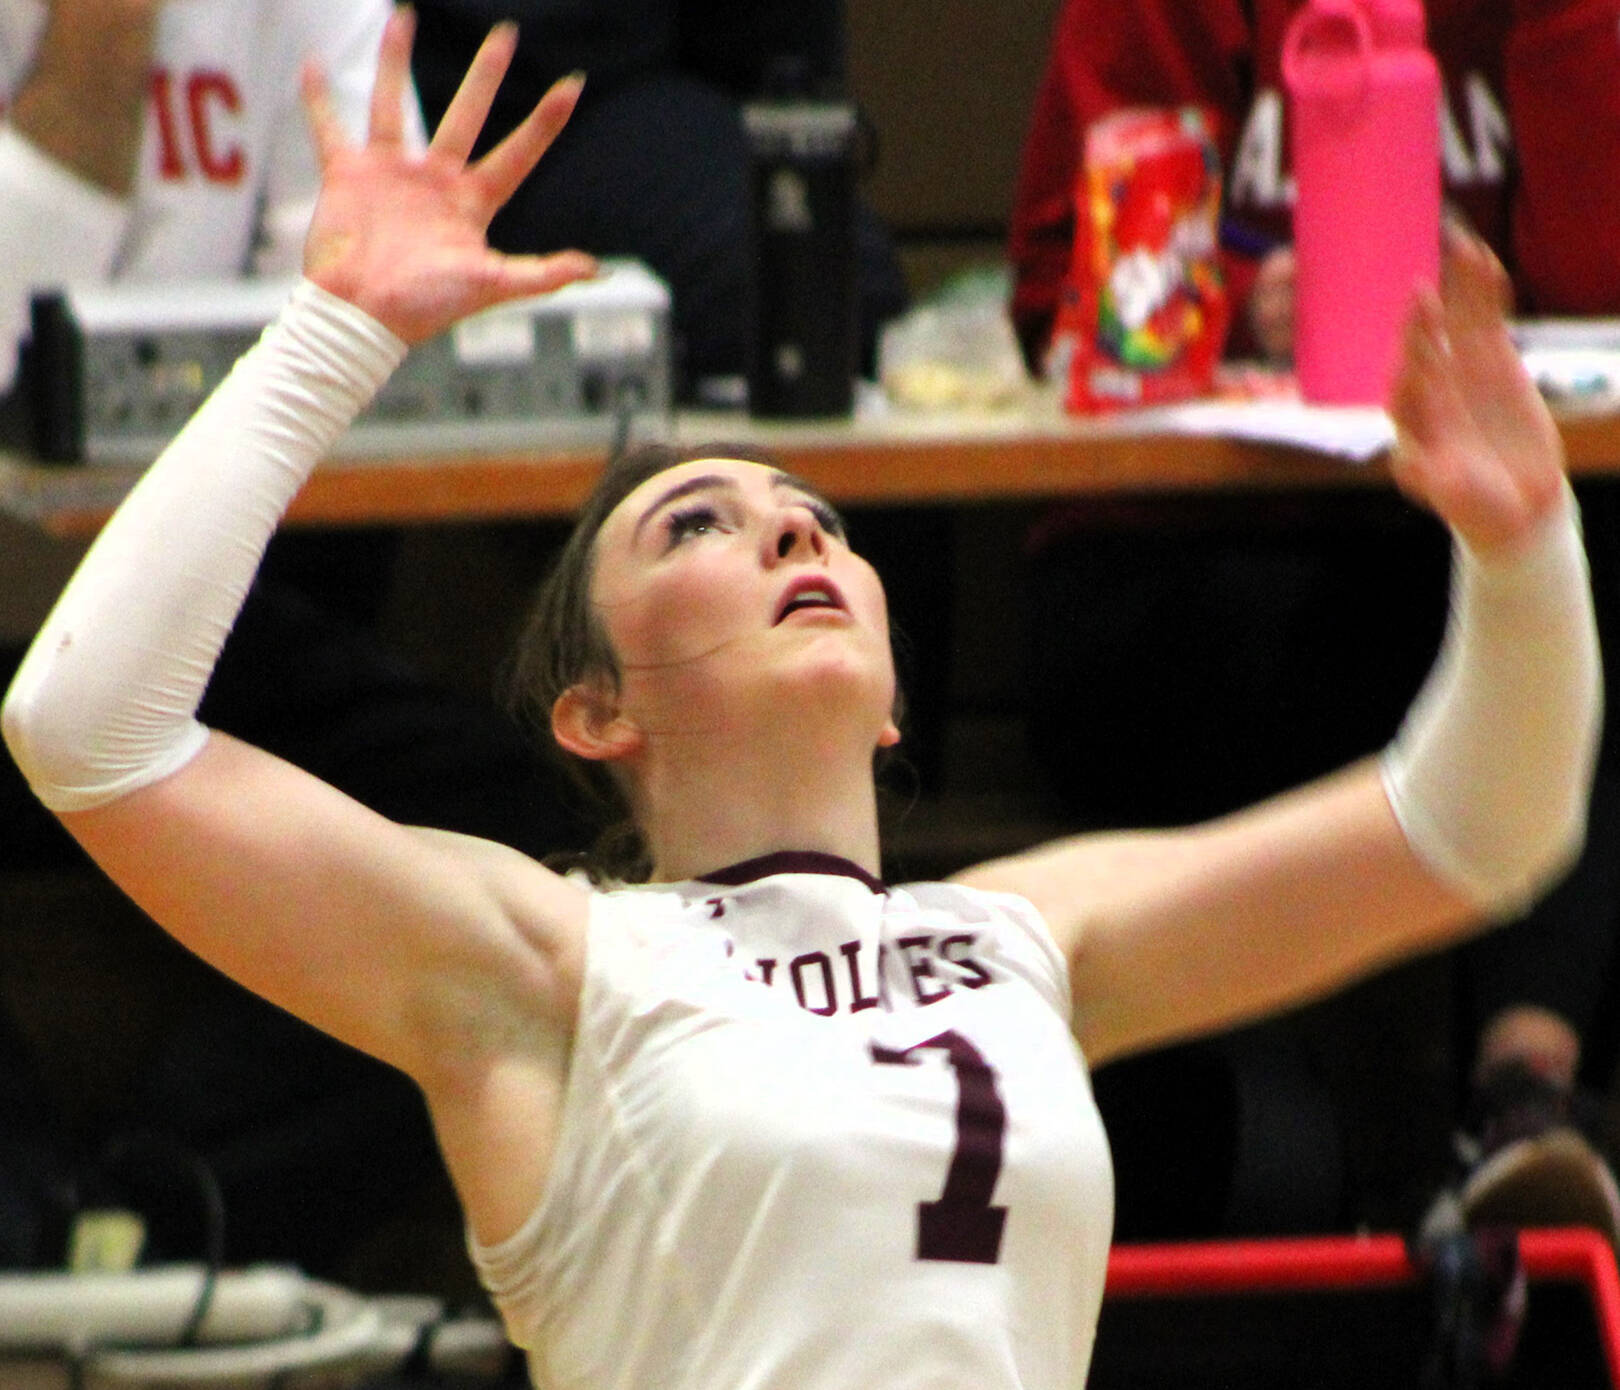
408, 0, 910, 398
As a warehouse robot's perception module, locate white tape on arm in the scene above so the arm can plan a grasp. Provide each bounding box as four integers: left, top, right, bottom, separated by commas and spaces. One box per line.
0, 280, 406, 812
1380, 487, 1602, 914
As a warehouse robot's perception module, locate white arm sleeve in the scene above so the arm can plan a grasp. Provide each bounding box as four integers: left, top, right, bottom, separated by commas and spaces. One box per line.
1380, 487, 1602, 916
0, 280, 406, 812
0, 123, 129, 389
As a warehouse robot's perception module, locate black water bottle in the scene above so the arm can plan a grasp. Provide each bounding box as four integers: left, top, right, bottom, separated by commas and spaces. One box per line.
743, 98, 859, 418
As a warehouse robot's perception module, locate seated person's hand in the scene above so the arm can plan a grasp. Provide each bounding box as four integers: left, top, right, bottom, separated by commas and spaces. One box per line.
1249, 246, 1296, 365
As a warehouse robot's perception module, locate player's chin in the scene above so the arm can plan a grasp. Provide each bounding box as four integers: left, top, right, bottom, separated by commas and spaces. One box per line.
777, 640, 894, 715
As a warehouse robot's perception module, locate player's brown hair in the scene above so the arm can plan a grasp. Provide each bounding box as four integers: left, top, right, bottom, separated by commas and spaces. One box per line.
508, 440, 852, 883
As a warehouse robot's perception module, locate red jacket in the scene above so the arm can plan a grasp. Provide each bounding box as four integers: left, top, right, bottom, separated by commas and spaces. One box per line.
1008, 0, 1620, 367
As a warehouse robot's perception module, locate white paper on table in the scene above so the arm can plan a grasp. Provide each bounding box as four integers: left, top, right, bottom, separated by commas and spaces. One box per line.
1517, 350, 1620, 411
1512, 320, 1620, 411
1513, 318, 1620, 352
1138, 398, 1397, 462
1126, 320, 1620, 460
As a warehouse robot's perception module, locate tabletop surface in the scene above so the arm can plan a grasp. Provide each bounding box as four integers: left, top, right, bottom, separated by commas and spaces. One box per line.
6, 390, 1620, 538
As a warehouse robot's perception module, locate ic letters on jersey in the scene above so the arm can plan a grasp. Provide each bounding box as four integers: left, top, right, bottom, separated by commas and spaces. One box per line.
0, 0, 411, 282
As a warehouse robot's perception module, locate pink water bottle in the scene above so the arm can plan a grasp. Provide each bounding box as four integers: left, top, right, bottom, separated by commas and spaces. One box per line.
1283, 0, 1440, 405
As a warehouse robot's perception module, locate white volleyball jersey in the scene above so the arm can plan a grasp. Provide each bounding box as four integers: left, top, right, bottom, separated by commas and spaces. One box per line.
470, 852, 1115, 1390
0, 0, 424, 385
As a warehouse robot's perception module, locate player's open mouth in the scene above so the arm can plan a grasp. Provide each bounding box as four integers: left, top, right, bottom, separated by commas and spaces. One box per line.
774, 577, 848, 623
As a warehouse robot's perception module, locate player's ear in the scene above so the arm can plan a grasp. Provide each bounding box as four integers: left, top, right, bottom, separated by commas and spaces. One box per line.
552, 680, 642, 763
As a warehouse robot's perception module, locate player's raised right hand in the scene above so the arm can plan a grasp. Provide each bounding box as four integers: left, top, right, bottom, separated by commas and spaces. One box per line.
300, 7, 597, 346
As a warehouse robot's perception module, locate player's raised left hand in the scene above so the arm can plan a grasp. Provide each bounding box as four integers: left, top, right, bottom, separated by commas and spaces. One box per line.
1388, 224, 1567, 555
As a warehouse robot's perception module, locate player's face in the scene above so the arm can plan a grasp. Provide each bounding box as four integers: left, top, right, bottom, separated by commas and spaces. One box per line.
588, 459, 898, 743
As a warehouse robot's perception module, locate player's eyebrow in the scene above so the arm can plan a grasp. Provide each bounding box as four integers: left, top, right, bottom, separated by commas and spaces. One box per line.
631, 470, 843, 544
632, 473, 741, 545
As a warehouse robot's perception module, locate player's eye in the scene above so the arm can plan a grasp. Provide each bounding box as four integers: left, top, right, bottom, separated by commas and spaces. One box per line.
665, 504, 725, 547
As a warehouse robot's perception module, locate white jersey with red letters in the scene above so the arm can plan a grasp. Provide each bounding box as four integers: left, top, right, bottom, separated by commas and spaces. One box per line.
0, 0, 423, 387
470, 851, 1115, 1390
